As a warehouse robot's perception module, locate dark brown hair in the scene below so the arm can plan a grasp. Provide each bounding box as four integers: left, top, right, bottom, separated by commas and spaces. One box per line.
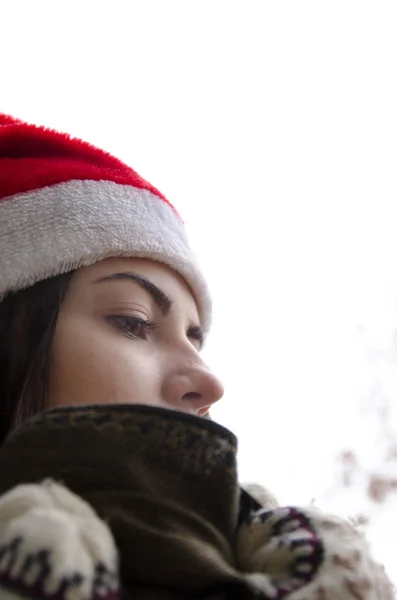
0, 272, 74, 443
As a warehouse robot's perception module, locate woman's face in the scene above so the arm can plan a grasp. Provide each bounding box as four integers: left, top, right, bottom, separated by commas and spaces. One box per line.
49, 258, 224, 416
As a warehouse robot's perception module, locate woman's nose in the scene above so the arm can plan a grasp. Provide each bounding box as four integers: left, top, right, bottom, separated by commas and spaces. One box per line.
162, 362, 224, 415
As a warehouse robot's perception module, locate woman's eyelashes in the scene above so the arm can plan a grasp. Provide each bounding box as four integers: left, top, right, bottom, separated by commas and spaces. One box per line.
106, 315, 157, 340
187, 325, 204, 350
106, 315, 203, 349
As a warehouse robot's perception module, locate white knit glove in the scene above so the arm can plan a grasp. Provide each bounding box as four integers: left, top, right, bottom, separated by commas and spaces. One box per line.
236, 505, 395, 600
0, 480, 119, 600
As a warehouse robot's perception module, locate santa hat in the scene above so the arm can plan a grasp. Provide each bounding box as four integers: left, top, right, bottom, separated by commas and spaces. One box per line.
0, 114, 211, 331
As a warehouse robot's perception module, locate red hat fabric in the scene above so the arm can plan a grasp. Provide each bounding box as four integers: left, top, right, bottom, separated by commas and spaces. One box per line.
0, 114, 211, 330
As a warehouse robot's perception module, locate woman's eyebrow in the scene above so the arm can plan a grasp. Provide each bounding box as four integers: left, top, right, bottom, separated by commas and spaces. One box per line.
93, 272, 174, 315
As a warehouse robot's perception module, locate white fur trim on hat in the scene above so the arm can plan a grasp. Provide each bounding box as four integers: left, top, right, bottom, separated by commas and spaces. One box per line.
0, 179, 211, 331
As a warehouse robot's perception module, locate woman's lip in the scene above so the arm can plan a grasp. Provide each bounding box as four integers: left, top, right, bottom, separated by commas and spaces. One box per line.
115, 400, 211, 417
175, 404, 210, 417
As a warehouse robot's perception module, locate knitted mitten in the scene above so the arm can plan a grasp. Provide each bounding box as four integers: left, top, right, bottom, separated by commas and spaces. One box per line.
236, 504, 395, 600
0, 480, 119, 600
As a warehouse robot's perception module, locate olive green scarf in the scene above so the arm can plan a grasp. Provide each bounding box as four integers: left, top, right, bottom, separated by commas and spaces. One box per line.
0, 405, 262, 599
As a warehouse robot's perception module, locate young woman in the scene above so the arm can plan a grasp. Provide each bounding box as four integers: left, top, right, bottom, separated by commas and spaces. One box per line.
0, 114, 393, 600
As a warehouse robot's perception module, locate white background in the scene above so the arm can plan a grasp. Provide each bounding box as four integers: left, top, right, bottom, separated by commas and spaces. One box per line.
2, 0, 397, 582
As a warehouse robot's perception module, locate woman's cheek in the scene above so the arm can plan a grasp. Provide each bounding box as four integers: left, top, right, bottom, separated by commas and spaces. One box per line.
50, 314, 163, 407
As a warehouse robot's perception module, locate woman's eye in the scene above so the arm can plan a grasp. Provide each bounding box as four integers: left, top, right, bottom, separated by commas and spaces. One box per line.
107, 316, 156, 340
